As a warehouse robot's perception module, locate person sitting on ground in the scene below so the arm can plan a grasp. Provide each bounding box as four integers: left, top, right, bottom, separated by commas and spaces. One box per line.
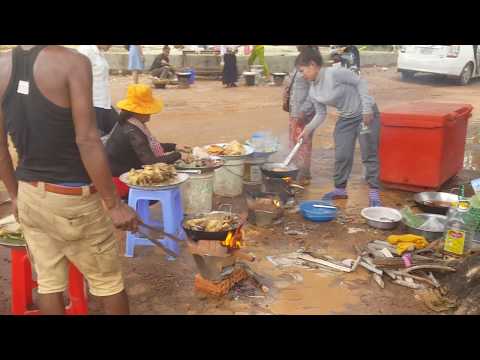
106, 84, 186, 177
150, 46, 175, 80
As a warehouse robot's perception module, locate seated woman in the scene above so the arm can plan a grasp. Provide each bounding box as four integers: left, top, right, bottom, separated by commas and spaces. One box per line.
106, 84, 183, 182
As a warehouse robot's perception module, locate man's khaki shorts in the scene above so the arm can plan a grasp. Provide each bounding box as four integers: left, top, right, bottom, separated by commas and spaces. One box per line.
17, 181, 124, 297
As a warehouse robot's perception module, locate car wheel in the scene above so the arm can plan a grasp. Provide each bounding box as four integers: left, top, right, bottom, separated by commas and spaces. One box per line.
458, 63, 473, 85
400, 70, 415, 81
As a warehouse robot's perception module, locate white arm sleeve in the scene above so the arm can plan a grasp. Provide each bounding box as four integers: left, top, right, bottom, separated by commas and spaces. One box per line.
304, 101, 327, 135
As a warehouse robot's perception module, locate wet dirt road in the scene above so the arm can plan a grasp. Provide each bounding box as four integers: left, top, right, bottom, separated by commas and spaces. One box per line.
1, 68, 480, 315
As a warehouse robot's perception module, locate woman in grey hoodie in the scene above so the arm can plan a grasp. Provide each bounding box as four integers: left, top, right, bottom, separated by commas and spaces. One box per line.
295, 48, 381, 207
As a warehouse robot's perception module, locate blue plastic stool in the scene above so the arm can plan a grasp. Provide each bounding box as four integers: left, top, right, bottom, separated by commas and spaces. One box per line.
126, 187, 185, 259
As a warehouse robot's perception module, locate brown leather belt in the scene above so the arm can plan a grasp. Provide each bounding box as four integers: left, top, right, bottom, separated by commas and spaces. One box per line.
28, 182, 97, 196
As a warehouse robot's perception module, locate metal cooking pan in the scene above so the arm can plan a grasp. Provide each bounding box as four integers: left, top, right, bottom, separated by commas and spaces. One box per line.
182, 211, 242, 241
261, 163, 299, 179
413, 192, 459, 215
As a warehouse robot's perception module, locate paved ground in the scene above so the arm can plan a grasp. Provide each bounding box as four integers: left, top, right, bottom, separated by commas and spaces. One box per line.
1, 68, 480, 315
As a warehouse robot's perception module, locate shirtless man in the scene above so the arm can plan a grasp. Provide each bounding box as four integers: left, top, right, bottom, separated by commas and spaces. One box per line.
0, 45, 139, 315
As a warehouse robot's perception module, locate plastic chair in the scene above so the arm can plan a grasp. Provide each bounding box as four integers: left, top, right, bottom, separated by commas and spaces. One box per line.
10, 247, 88, 315
125, 187, 185, 258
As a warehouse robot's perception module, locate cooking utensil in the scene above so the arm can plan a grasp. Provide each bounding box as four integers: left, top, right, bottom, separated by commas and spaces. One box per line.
361, 207, 402, 230
401, 213, 447, 241
282, 138, 303, 168
182, 211, 241, 241
136, 225, 180, 258
413, 192, 458, 215
261, 163, 299, 179
313, 204, 337, 210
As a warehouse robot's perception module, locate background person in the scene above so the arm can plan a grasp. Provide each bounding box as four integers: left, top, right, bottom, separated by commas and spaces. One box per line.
78, 45, 118, 136
128, 45, 145, 84
295, 47, 382, 207
106, 84, 185, 178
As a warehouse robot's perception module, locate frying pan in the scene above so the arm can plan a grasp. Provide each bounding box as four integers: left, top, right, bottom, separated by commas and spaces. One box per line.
261, 163, 299, 179
182, 211, 242, 241
413, 192, 459, 215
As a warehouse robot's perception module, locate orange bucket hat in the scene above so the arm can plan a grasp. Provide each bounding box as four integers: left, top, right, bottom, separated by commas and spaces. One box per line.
117, 84, 164, 115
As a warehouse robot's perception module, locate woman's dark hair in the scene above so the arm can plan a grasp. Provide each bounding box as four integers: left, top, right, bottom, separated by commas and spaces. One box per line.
295, 47, 323, 67
118, 110, 135, 124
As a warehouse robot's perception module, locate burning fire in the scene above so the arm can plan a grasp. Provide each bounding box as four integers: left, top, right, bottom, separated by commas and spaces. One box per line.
221, 231, 243, 249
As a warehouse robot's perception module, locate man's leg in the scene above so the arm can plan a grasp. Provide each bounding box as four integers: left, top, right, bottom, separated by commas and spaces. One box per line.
100, 290, 130, 315
38, 293, 66, 315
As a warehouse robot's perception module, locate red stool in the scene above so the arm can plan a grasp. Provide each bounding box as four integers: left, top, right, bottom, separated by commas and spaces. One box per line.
11, 247, 89, 315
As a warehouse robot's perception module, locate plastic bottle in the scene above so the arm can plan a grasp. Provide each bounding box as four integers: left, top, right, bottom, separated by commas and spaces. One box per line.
443, 200, 473, 257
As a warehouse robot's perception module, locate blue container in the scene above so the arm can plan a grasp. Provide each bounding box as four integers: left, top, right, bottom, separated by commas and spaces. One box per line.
187, 68, 196, 84
300, 200, 337, 222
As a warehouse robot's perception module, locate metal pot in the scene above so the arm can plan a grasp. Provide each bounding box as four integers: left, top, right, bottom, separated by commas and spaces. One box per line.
361, 207, 402, 230
261, 163, 299, 179
413, 192, 458, 215
401, 213, 446, 241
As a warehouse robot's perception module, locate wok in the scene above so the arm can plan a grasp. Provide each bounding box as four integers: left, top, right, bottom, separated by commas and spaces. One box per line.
182, 211, 242, 241
414, 192, 458, 215
261, 163, 299, 179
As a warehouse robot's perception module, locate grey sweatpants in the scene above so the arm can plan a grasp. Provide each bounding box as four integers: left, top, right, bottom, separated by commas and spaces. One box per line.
333, 104, 381, 189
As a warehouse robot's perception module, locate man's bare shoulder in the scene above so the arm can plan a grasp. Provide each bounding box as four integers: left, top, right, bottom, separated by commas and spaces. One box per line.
46, 46, 90, 65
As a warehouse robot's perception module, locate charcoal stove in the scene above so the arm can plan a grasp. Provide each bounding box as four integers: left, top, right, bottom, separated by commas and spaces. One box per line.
262, 176, 304, 206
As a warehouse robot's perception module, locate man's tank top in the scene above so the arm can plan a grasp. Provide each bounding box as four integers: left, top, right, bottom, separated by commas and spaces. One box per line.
1, 46, 91, 184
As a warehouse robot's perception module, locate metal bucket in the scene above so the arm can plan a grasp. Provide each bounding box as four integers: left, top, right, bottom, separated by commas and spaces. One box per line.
180, 172, 214, 215
243, 156, 268, 184
214, 158, 245, 197
244, 74, 256, 86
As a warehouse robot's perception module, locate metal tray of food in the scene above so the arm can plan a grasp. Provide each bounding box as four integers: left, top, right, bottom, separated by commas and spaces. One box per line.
119, 172, 189, 191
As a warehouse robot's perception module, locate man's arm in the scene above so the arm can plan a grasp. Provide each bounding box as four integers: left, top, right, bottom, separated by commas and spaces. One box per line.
68, 54, 138, 230
0, 109, 18, 217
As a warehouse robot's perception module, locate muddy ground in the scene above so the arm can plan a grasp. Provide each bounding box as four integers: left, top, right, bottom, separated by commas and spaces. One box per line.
1, 68, 480, 315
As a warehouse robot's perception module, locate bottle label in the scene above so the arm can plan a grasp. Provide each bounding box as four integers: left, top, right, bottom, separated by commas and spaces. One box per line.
444, 229, 466, 255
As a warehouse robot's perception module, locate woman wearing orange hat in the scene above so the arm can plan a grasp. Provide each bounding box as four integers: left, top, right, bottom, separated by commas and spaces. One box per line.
106, 84, 185, 180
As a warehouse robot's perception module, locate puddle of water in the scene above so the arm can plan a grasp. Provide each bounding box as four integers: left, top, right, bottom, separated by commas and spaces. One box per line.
269, 270, 360, 315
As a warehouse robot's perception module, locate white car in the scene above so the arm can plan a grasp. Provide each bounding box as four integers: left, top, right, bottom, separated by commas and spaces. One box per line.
397, 45, 480, 85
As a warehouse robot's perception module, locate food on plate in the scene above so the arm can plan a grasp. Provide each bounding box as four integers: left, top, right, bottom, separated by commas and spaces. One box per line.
0, 225, 24, 242
127, 163, 177, 186
206, 144, 225, 155
206, 141, 246, 156
184, 214, 238, 232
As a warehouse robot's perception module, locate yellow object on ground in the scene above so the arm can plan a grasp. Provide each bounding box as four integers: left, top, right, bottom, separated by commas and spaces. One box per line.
248, 45, 270, 78
387, 234, 429, 255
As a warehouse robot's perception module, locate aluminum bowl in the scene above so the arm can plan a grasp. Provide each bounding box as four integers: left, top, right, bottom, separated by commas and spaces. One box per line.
401, 213, 447, 241
361, 207, 402, 230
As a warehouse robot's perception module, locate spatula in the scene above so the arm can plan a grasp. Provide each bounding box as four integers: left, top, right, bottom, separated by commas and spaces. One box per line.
282, 138, 304, 168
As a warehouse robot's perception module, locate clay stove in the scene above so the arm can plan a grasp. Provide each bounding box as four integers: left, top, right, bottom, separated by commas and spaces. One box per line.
187, 229, 255, 297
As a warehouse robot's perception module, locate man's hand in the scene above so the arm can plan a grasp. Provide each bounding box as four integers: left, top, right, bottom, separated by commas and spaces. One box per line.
107, 201, 140, 232
363, 113, 374, 127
